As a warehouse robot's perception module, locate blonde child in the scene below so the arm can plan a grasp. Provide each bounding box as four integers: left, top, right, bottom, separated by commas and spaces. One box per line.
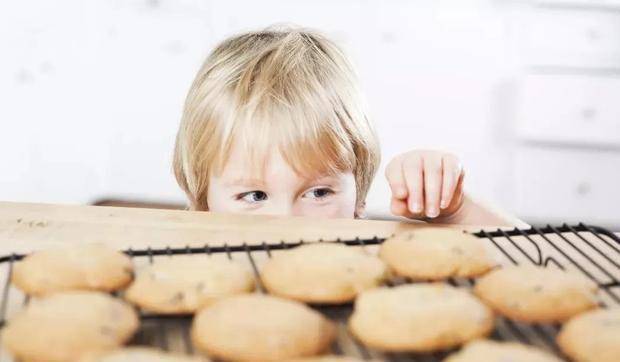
173, 28, 507, 225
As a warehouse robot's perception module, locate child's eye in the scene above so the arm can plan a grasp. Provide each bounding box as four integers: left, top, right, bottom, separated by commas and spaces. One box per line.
303, 187, 334, 200
237, 191, 268, 203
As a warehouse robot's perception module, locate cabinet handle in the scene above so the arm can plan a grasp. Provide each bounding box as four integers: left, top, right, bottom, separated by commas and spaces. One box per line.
581, 108, 597, 122
576, 182, 591, 196
586, 28, 600, 41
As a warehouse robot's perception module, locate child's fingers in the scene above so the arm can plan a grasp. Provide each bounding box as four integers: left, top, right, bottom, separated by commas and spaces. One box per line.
423, 155, 442, 218
442, 172, 466, 215
453, 171, 466, 204
403, 155, 424, 214
385, 156, 408, 199
440, 154, 462, 209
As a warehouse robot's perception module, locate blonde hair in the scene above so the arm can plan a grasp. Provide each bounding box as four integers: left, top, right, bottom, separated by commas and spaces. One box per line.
173, 27, 380, 211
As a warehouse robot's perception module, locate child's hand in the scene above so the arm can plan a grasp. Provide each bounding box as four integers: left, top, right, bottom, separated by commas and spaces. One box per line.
385, 150, 464, 219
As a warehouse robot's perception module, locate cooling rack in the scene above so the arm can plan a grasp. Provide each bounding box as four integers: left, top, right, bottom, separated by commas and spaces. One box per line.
0, 223, 618, 361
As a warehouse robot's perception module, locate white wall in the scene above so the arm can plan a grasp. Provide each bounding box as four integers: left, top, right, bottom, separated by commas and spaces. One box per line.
1, 0, 618, 226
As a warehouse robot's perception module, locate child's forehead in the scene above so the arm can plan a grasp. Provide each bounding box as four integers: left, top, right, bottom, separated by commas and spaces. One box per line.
218, 143, 343, 183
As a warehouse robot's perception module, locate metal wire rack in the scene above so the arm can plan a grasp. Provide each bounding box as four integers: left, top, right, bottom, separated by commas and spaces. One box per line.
0, 223, 618, 361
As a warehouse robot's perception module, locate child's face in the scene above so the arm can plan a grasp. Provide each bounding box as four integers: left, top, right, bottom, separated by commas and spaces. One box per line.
207, 143, 359, 218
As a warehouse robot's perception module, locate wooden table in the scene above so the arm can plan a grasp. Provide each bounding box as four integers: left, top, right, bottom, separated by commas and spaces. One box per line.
0, 201, 518, 254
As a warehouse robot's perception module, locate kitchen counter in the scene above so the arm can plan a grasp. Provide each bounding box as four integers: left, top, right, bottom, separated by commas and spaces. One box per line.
0, 201, 522, 254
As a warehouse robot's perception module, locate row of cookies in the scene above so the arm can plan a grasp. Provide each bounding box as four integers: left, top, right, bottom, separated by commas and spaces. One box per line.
6, 229, 496, 312
0, 291, 353, 362
1, 291, 205, 361
0, 287, 362, 362
263, 229, 601, 323
9, 228, 494, 304
5, 285, 616, 362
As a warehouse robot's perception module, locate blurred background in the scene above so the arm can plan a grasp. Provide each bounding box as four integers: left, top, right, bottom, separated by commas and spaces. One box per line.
1, 0, 619, 229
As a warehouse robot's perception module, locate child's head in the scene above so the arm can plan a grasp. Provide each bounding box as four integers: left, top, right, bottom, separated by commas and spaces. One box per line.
173, 27, 380, 218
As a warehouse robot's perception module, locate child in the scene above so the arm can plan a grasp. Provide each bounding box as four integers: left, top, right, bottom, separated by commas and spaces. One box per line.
173, 28, 508, 225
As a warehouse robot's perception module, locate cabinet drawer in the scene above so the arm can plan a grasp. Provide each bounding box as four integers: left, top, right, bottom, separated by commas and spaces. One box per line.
519, 8, 620, 68
514, 147, 620, 225
517, 74, 620, 146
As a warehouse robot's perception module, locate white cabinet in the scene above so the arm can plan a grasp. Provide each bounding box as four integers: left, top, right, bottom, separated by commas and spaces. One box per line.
519, 8, 620, 68
514, 147, 620, 225
517, 74, 620, 146
513, 4, 620, 227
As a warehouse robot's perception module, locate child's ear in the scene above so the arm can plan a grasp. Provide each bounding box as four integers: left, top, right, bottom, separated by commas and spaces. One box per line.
354, 201, 367, 219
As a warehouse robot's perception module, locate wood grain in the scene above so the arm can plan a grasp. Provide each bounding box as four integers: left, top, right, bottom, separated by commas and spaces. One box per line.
0, 201, 513, 254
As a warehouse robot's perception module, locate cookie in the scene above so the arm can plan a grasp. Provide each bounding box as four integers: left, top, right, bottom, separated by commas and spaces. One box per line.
379, 228, 496, 280
443, 340, 562, 362
12, 244, 133, 296
2, 291, 139, 362
79, 347, 208, 362
124, 256, 255, 314
349, 284, 494, 352
557, 308, 620, 362
473, 265, 598, 323
191, 294, 335, 361
261, 243, 388, 304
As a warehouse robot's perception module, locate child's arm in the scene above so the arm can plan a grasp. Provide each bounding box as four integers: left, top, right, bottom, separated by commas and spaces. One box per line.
384, 150, 525, 226
430, 194, 529, 227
